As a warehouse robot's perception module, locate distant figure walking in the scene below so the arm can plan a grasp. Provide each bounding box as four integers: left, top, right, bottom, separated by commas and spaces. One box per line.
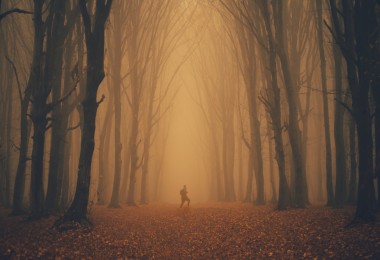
180, 185, 190, 208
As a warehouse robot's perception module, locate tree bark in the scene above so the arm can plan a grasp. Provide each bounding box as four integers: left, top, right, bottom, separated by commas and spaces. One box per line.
109, 4, 123, 207
273, 0, 306, 208
12, 90, 31, 215
330, 0, 377, 221
332, 37, 346, 208
347, 115, 357, 204
60, 0, 112, 224
29, 0, 46, 219
316, 0, 334, 206
260, 0, 291, 210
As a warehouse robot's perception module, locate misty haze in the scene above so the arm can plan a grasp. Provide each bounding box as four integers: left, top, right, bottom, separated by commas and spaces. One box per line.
0, 0, 380, 258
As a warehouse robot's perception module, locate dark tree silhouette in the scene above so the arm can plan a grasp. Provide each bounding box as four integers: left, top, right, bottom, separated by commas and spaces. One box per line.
329, 0, 378, 222
59, 0, 112, 224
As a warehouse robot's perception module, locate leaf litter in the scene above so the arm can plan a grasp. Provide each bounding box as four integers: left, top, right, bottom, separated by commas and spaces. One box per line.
0, 203, 379, 258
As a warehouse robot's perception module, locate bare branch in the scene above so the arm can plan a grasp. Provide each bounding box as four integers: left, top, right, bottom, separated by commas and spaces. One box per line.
79, 0, 91, 36
9, 139, 20, 151
5, 56, 23, 103
97, 94, 106, 106
46, 80, 79, 112
334, 98, 354, 117
0, 8, 33, 22
67, 122, 81, 131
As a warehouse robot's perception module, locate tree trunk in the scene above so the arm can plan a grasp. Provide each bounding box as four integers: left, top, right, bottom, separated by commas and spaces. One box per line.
28, 0, 46, 219
212, 131, 223, 201
261, 1, 291, 210
119, 129, 130, 201
373, 84, 380, 207
140, 92, 154, 204
59, 121, 71, 210
222, 120, 236, 201
267, 116, 277, 203
12, 95, 31, 215
4, 69, 13, 207
347, 116, 357, 205
237, 134, 243, 200
329, 0, 377, 221
244, 156, 253, 202
127, 109, 139, 205
61, 0, 112, 224
97, 91, 113, 205
251, 97, 264, 205
332, 38, 346, 208
30, 105, 47, 218
316, 0, 334, 206
274, 0, 306, 208
126, 11, 140, 205
109, 10, 122, 207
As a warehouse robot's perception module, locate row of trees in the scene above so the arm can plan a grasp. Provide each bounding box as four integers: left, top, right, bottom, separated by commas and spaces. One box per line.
199, 0, 378, 222
185, 0, 379, 223
0, 0, 193, 224
0, 0, 379, 224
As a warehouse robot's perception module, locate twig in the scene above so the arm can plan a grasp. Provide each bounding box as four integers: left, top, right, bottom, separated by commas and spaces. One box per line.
97, 94, 106, 106
0, 8, 33, 22
67, 122, 81, 131
5, 56, 23, 103
46, 80, 79, 112
334, 98, 354, 117
9, 139, 20, 151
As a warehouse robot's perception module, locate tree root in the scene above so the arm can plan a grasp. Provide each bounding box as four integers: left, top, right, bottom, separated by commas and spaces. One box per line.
54, 214, 93, 232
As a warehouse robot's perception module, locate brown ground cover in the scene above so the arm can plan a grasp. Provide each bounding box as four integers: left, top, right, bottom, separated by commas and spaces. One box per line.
0, 203, 379, 258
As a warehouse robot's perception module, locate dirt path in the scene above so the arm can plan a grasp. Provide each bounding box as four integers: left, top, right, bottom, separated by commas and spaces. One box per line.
0, 203, 379, 258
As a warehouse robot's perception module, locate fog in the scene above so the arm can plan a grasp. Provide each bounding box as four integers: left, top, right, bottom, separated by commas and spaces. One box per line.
0, 0, 378, 224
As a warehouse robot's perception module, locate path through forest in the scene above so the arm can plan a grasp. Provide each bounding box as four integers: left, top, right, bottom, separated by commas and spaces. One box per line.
0, 203, 379, 258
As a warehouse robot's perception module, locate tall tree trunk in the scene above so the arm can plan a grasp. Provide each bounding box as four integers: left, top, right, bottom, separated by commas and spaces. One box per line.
56, 29, 78, 212
45, 0, 76, 214
300, 62, 312, 205
12, 94, 31, 215
222, 120, 236, 201
126, 11, 140, 205
59, 122, 71, 210
4, 68, 13, 207
332, 38, 347, 208
140, 89, 155, 204
267, 115, 277, 203
261, 0, 291, 210
244, 151, 253, 202
127, 106, 139, 205
373, 84, 380, 207
119, 129, 130, 201
347, 116, 357, 204
97, 91, 113, 204
30, 106, 47, 218
212, 130, 223, 201
237, 134, 243, 200
60, 0, 112, 224
330, 0, 377, 221
251, 95, 264, 205
316, 0, 334, 206
109, 7, 122, 207
274, 0, 306, 208
29, 0, 46, 219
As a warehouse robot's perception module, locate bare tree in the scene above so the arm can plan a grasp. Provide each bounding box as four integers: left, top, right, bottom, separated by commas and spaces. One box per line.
329, 0, 378, 222
58, 0, 112, 224
315, 0, 334, 206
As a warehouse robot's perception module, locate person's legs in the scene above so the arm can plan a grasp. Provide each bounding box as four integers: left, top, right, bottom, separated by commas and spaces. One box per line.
180, 199, 185, 208
187, 198, 190, 207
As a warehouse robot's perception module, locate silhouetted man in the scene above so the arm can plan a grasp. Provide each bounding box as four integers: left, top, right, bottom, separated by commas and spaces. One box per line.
180, 185, 190, 208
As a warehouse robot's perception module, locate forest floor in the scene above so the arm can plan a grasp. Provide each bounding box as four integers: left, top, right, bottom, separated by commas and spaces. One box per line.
0, 203, 379, 259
